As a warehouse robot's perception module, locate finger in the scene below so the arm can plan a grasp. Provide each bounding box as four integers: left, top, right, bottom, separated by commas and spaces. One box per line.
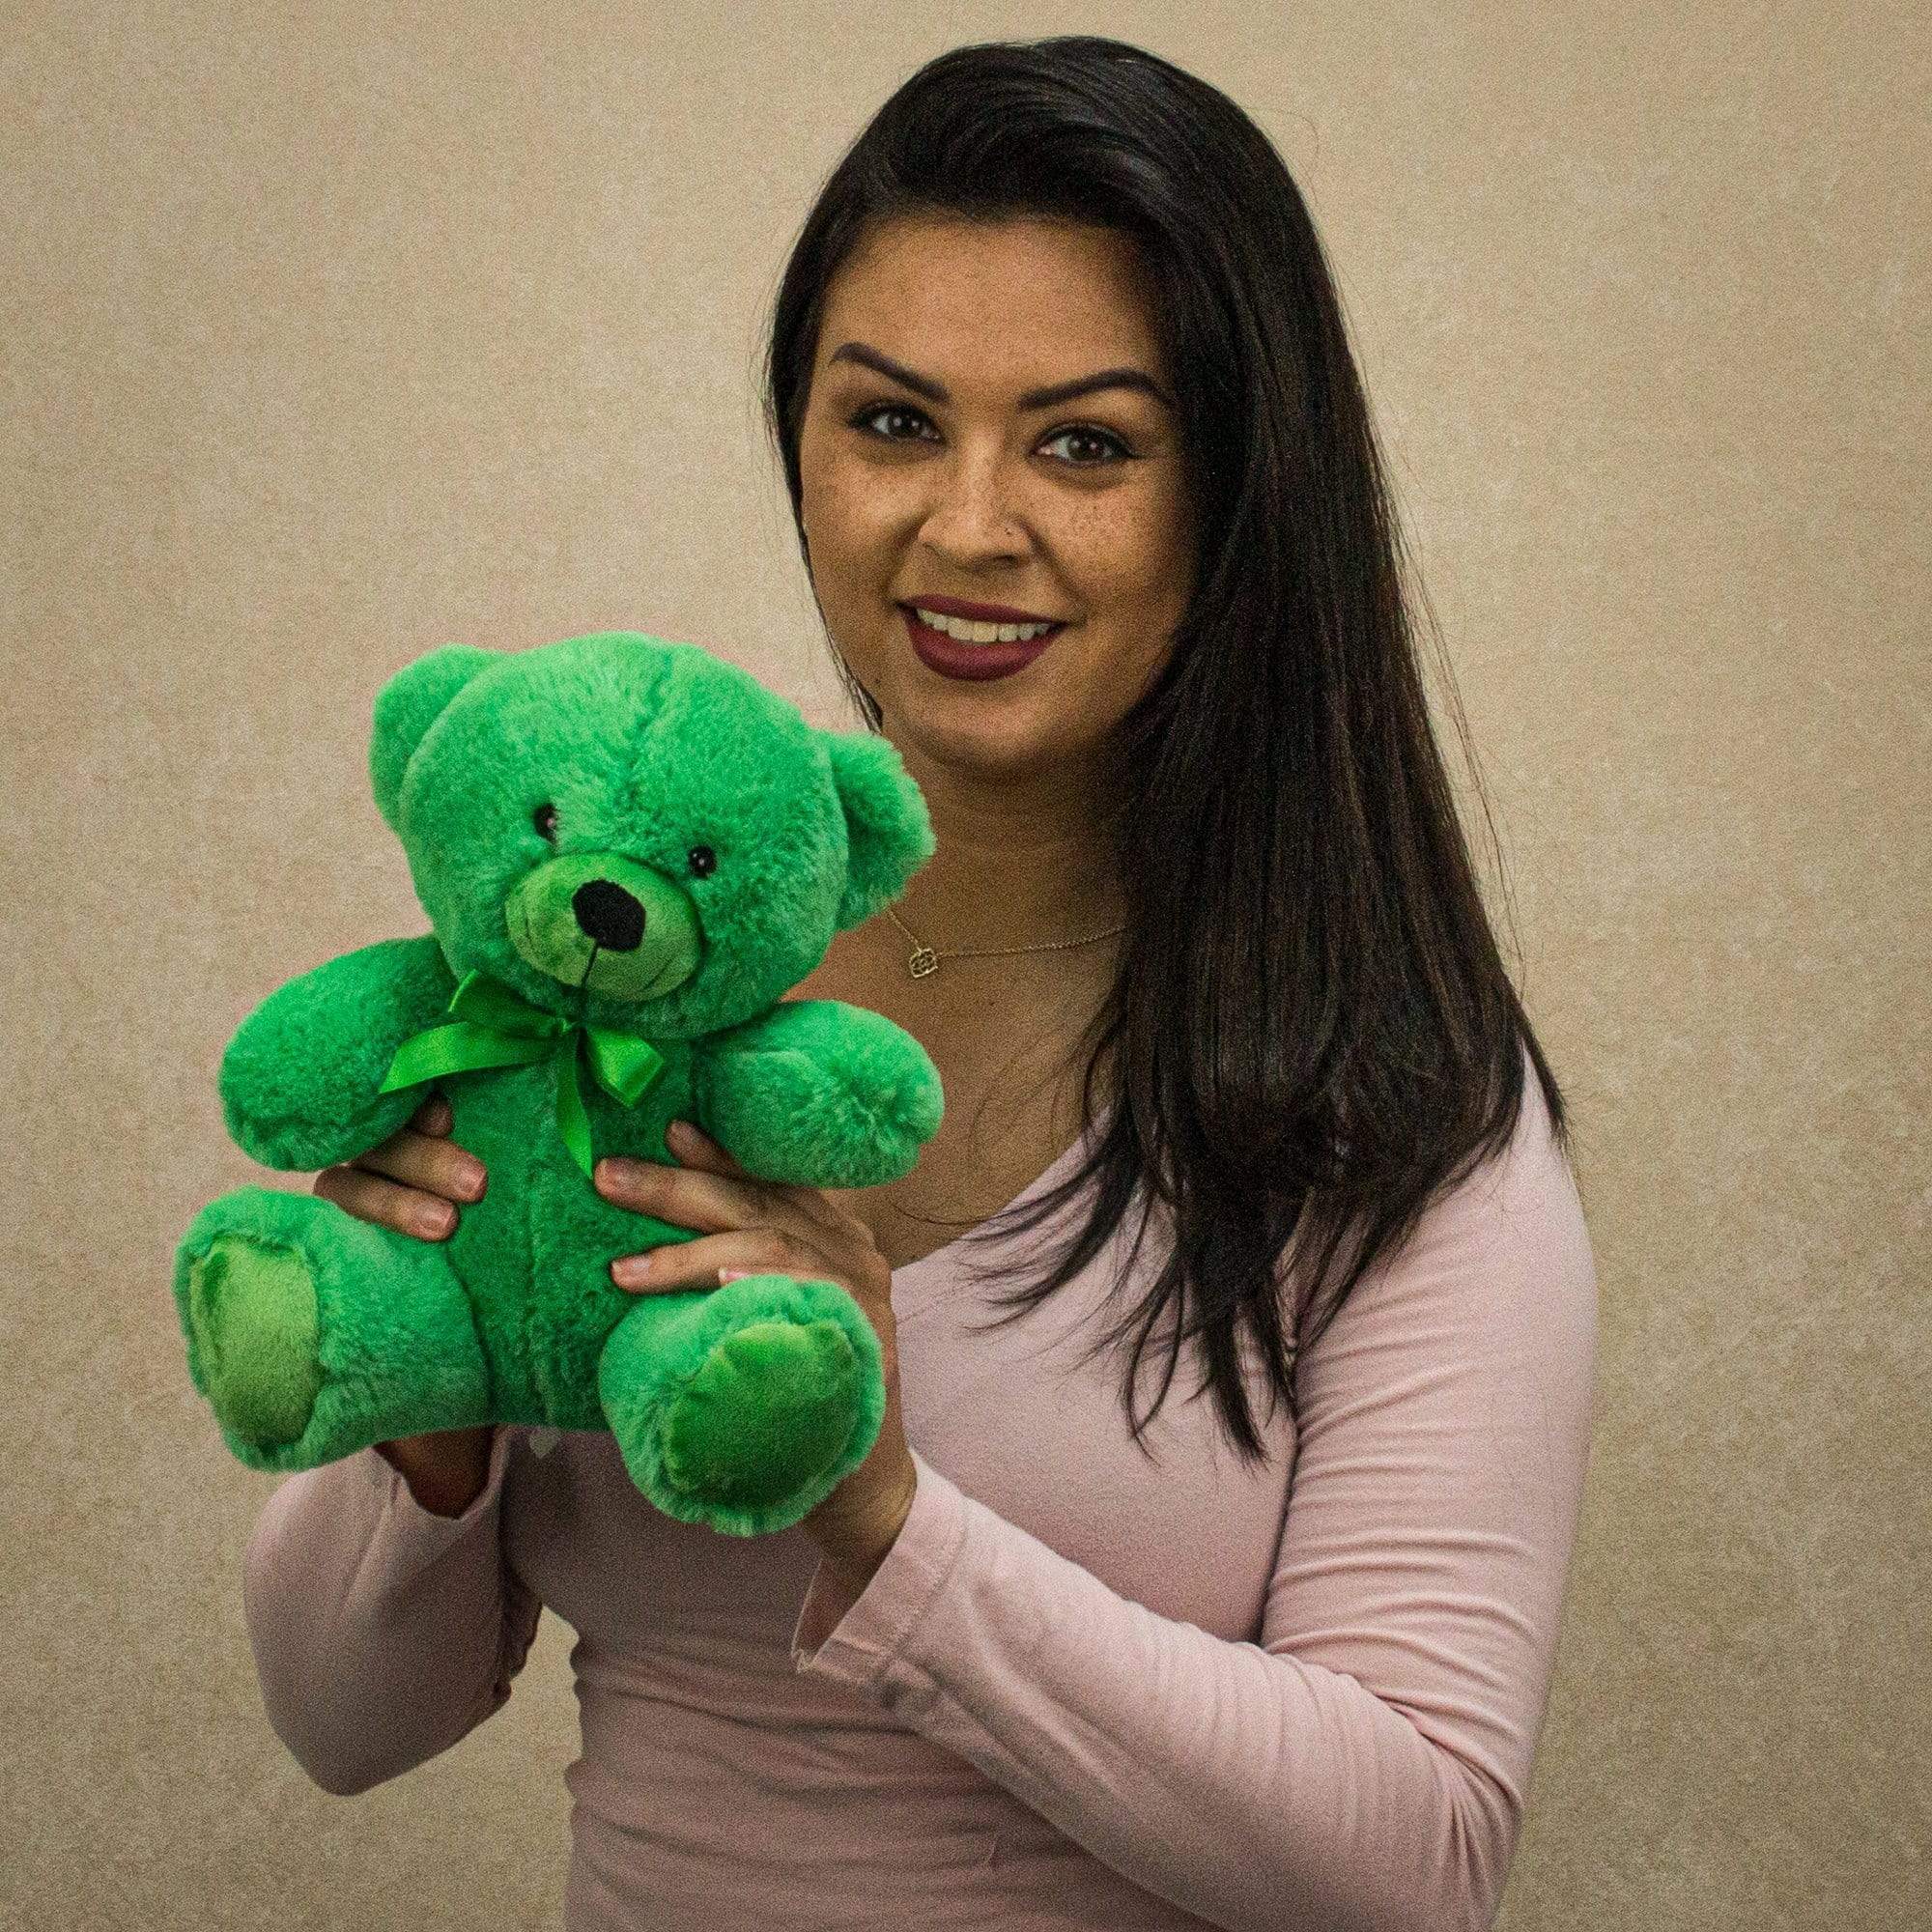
665, 1118, 749, 1175
611, 1228, 831, 1293
410, 1093, 453, 1136
314, 1163, 458, 1241
354, 1126, 486, 1204
663, 1122, 849, 1236
605, 1161, 850, 1246
592, 1155, 800, 1236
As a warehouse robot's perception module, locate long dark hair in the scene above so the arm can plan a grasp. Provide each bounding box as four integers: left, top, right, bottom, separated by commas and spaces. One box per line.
760, 35, 1578, 1464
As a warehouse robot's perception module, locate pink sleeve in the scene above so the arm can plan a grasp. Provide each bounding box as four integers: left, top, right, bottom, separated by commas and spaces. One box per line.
790, 1075, 1598, 1932
242, 1427, 543, 1796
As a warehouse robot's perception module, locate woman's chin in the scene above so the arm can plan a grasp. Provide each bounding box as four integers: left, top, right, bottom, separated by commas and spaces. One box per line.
853, 641, 1110, 785
886, 700, 1094, 792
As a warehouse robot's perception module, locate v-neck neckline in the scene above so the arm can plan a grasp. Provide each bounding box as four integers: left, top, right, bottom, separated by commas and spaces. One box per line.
887, 1103, 1114, 1319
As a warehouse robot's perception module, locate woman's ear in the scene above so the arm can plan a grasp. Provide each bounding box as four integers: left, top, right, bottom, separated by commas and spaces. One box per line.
821, 730, 936, 929
369, 644, 501, 834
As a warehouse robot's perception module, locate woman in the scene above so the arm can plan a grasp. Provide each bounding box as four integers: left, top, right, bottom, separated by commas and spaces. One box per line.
244, 35, 1598, 1932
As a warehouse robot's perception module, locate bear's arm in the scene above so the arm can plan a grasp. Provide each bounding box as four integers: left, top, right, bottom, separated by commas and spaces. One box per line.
692, 999, 944, 1190
218, 935, 459, 1172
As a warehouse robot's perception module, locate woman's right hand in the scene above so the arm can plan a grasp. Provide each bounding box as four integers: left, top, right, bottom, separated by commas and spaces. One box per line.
313, 1093, 494, 1517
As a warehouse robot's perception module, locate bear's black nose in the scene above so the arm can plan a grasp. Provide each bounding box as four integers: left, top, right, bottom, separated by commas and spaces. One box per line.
572, 879, 645, 952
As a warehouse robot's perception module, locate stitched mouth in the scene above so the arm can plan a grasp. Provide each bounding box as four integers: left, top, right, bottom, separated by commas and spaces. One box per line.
505, 853, 705, 1003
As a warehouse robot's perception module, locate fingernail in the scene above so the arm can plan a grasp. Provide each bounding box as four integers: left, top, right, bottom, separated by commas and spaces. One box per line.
597, 1157, 642, 1189
719, 1267, 752, 1284
456, 1161, 486, 1201
668, 1120, 702, 1149
418, 1204, 456, 1238
611, 1253, 653, 1287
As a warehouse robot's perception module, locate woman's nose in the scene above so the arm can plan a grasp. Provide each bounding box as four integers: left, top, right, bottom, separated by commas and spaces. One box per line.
916, 453, 1028, 559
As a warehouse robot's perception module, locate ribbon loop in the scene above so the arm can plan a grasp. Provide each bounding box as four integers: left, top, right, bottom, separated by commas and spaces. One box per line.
448, 969, 570, 1039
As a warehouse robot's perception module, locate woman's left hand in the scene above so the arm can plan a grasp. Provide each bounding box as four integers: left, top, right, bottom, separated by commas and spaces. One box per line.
594, 1118, 918, 1588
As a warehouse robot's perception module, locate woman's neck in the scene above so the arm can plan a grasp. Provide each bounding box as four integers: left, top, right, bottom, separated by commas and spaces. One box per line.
883, 740, 1129, 952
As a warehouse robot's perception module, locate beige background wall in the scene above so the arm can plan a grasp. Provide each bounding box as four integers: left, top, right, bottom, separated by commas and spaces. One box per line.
4, 2, 1924, 1927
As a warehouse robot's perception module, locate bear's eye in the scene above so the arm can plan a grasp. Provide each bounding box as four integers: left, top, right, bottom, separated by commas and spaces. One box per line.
532, 804, 559, 842
687, 844, 717, 878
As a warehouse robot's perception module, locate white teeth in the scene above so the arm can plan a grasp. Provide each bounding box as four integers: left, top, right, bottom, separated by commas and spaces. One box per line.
913, 608, 1058, 643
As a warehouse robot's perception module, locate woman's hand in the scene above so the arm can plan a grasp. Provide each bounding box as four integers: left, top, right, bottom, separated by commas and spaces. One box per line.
313, 1092, 487, 1241
595, 1120, 918, 1586
314, 1092, 495, 1516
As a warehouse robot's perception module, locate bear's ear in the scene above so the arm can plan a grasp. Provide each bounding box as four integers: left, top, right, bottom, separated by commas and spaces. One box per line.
369, 644, 501, 833
822, 730, 935, 929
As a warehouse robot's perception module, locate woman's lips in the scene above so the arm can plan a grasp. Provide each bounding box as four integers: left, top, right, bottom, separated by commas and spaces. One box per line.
900, 606, 1066, 682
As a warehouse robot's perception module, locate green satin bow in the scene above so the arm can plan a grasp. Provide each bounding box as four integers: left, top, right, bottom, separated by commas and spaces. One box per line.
378, 968, 668, 1179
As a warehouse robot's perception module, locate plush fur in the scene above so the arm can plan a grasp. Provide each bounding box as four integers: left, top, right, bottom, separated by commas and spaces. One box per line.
173, 632, 943, 1537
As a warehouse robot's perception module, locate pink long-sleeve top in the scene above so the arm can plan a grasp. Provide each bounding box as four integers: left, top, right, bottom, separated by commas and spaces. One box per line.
242, 1051, 1597, 1932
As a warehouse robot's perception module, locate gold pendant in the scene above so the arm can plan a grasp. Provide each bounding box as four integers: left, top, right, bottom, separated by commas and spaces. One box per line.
907, 946, 940, 979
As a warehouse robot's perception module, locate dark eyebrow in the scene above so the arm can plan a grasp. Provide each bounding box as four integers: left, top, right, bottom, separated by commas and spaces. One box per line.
826, 340, 1173, 412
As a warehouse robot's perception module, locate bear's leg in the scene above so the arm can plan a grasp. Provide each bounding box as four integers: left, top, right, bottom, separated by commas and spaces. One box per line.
173, 1185, 490, 1473
597, 1273, 886, 1538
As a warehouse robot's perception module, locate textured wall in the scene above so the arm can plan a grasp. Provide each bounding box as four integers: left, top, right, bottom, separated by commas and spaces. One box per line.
3, 3, 1924, 1928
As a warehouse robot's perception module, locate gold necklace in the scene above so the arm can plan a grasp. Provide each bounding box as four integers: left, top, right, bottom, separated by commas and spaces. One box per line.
882, 901, 1125, 980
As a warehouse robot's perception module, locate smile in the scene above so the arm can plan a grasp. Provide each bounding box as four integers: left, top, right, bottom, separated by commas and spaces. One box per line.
900, 606, 1066, 683
909, 606, 1059, 642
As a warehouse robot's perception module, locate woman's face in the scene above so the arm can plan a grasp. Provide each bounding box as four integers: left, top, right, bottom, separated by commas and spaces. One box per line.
795, 214, 1194, 790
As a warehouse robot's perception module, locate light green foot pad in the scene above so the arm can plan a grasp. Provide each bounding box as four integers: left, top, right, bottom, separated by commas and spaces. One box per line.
661, 1320, 859, 1509
185, 1236, 323, 1448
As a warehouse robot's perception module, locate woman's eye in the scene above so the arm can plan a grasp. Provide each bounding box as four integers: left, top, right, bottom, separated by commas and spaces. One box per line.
1038, 425, 1132, 467
687, 844, 717, 878
850, 404, 938, 445
847, 403, 1131, 468
532, 804, 559, 841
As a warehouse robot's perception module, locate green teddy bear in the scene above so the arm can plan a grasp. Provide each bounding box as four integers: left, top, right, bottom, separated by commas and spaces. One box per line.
172, 631, 944, 1538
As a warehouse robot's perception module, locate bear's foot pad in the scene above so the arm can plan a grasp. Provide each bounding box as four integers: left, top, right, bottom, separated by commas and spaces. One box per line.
185, 1236, 323, 1448
660, 1319, 859, 1509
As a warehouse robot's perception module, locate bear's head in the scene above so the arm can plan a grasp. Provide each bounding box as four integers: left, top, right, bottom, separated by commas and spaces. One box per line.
369, 631, 932, 1035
